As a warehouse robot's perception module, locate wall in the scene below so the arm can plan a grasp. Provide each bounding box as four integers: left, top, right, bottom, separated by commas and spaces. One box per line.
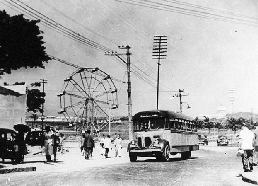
0, 85, 27, 129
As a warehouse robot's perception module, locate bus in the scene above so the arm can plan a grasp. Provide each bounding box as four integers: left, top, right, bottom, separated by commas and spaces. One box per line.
128, 110, 199, 162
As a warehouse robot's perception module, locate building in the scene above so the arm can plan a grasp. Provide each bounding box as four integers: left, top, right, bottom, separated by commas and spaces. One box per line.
0, 84, 27, 129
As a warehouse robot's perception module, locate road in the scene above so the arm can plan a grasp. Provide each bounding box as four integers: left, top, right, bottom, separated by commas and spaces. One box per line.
0, 142, 253, 186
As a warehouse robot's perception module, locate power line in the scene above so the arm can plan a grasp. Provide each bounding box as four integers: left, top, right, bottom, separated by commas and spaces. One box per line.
115, 0, 258, 27
39, 0, 120, 47
1, 0, 175, 93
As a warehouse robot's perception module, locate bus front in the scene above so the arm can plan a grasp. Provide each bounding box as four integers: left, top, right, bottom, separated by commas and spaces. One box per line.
128, 111, 171, 162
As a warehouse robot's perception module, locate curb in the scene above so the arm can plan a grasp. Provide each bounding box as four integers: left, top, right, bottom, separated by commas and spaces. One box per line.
0, 167, 36, 174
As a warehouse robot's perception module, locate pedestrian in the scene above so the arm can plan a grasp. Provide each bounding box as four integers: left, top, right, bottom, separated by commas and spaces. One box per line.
51, 128, 60, 162
59, 133, 65, 154
114, 134, 123, 157
238, 123, 255, 172
83, 130, 95, 159
100, 134, 105, 156
104, 135, 112, 158
80, 133, 86, 156
253, 126, 258, 166
43, 126, 54, 162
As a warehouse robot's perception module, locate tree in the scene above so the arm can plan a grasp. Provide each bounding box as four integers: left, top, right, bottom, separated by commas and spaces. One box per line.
27, 82, 45, 113
203, 116, 214, 133
194, 117, 204, 129
27, 89, 45, 113
0, 10, 50, 74
226, 117, 244, 133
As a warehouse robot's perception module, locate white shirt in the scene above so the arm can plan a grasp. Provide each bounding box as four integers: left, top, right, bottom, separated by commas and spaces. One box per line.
104, 137, 111, 148
239, 127, 255, 150
115, 137, 122, 148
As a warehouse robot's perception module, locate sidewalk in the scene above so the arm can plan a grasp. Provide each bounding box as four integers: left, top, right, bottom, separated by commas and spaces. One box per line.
0, 141, 130, 174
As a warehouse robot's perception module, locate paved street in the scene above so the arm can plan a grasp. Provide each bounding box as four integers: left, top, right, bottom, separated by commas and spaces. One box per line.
0, 141, 257, 186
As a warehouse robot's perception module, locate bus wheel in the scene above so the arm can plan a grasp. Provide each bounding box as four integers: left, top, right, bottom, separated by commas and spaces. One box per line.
181, 151, 191, 160
129, 153, 137, 162
162, 145, 170, 162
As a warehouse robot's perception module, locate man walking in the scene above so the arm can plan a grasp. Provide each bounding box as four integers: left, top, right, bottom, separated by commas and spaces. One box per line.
253, 126, 258, 166
104, 135, 111, 158
114, 134, 123, 157
83, 130, 95, 160
238, 123, 255, 172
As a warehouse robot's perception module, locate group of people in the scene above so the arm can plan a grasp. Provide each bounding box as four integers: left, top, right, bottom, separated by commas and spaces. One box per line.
238, 123, 258, 172
43, 126, 65, 162
80, 130, 95, 159
79, 131, 123, 160
100, 133, 123, 158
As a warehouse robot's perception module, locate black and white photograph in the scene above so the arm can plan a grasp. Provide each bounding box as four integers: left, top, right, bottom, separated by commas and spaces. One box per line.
0, 0, 258, 185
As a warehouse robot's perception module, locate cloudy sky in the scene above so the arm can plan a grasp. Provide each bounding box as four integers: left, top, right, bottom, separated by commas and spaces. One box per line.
1, 0, 258, 118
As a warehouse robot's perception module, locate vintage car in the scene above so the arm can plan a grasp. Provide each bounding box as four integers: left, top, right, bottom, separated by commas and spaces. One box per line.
198, 134, 208, 145
0, 128, 18, 163
217, 135, 229, 146
25, 130, 44, 146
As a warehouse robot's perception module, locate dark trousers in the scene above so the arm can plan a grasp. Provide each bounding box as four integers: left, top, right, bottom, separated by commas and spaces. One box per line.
105, 148, 109, 158
242, 150, 253, 171
85, 147, 93, 159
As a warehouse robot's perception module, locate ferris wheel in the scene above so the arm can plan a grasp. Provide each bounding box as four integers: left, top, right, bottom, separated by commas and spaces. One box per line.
58, 67, 118, 131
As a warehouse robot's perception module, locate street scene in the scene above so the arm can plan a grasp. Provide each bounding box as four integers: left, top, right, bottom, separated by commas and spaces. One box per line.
0, 141, 256, 186
1, 0, 258, 186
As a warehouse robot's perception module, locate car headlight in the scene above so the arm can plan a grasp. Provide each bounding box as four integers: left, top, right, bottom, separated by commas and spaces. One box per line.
130, 140, 138, 147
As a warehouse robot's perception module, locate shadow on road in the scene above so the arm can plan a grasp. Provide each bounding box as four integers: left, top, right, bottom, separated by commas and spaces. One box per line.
137, 156, 198, 162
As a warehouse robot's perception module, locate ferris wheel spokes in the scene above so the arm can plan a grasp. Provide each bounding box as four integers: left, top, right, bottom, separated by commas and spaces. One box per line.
59, 67, 119, 131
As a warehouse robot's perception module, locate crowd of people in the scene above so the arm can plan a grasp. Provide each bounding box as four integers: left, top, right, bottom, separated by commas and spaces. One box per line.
41, 126, 124, 163
43, 126, 65, 162
238, 123, 258, 172
79, 131, 123, 160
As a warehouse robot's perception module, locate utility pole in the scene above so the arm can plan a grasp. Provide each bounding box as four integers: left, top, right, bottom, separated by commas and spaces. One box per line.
152, 36, 167, 110
173, 89, 189, 113
40, 79, 47, 132
105, 46, 133, 141
229, 89, 235, 115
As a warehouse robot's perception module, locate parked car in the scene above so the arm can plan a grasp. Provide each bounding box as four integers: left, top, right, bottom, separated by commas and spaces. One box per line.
217, 135, 229, 146
0, 128, 18, 163
198, 134, 208, 145
25, 130, 44, 146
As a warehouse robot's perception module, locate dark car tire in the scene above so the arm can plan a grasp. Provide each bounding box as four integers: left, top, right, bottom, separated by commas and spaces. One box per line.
162, 145, 170, 162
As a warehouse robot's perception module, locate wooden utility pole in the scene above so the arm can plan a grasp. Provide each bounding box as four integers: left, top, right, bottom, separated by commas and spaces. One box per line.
118, 45, 133, 141
173, 89, 189, 113
152, 36, 167, 110
40, 79, 47, 131
105, 46, 133, 141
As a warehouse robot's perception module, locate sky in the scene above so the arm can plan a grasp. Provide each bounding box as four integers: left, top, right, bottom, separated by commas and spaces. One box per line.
1, 0, 258, 119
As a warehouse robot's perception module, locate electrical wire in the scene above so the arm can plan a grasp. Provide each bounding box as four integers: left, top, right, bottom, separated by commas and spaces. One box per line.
115, 0, 258, 27
0, 0, 176, 93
